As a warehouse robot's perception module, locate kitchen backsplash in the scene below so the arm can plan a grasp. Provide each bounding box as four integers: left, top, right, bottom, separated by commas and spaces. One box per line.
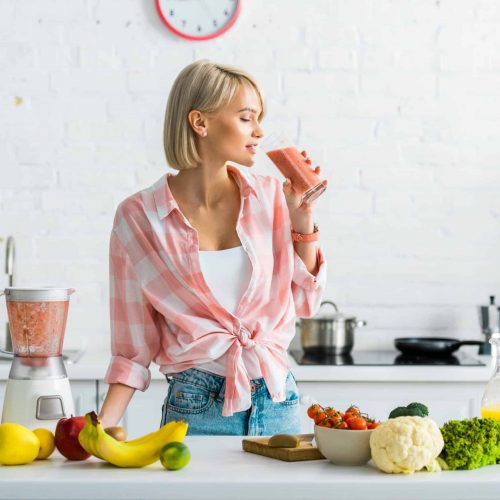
1, 0, 500, 353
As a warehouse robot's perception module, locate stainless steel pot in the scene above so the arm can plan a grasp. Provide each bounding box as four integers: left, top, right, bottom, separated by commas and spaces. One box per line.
298, 301, 367, 355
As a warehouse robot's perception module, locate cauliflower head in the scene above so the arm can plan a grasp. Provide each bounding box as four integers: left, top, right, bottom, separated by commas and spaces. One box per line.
370, 416, 444, 474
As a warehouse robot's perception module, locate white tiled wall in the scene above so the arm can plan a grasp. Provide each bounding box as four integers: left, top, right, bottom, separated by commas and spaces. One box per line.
1, 1, 499, 354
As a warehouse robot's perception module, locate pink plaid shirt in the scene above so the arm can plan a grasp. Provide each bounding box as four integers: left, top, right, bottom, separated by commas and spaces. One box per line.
104, 165, 327, 416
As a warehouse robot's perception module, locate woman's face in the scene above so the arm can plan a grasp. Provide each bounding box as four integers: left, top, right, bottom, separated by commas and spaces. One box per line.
205, 84, 264, 167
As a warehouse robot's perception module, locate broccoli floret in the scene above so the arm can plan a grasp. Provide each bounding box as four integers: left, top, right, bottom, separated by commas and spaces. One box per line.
389, 406, 413, 419
440, 418, 500, 470
407, 402, 429, 416
389, 402, 428, 419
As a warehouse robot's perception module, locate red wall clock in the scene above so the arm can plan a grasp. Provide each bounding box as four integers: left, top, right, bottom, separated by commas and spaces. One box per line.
156, 0, 242, 41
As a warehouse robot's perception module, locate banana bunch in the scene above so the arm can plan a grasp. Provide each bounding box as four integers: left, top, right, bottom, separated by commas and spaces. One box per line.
78, 411, 188, 468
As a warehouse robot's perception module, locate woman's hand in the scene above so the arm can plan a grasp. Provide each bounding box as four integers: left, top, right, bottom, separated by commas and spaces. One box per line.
282, 150, 328, 231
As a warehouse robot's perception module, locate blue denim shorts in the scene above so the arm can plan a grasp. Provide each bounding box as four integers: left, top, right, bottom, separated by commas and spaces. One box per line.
160, 368, 301, 436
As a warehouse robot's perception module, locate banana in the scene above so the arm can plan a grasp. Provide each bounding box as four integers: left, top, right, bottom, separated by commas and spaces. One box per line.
78, 411, 188, 468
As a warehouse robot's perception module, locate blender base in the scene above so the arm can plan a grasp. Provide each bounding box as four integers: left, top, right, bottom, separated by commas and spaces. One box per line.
1, 377, 75, 432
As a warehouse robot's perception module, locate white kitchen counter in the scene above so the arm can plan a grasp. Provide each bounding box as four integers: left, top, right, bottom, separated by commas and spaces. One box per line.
0, 349, 494, 382
0, 436, 498, 500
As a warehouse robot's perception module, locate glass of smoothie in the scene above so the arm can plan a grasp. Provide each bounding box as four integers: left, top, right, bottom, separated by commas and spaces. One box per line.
261, 134, 327, 205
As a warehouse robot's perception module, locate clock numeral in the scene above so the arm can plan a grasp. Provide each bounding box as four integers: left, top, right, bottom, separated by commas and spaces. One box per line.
169, 9, 174, 16
224, 10, 229, 16
182, 19, 186, 27
197, 25, 202, 32
213, 19, 218, 27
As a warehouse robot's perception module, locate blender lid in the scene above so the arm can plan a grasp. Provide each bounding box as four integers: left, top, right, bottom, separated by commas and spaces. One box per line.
3, 287, 75, 301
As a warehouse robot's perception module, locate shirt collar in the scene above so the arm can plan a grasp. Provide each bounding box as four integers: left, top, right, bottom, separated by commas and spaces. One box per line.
153, 165, 259, 220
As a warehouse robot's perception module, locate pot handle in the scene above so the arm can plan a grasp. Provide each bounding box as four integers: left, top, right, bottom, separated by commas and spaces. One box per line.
457, 340, 484, 347
319, 301, 338, 313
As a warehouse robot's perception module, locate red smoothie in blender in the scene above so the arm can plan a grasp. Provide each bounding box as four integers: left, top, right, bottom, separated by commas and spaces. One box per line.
7, 300, 69, 357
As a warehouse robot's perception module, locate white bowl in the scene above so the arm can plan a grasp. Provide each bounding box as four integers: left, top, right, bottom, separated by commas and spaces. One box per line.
314, 425, 374, 466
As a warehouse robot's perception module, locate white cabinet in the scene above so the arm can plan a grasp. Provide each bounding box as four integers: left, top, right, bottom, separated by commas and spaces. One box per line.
0, 382, 5, 415
71, 381, 98, 416
95, 379, 484, 436
97, 380, 169, 439
297, 381, 483, 432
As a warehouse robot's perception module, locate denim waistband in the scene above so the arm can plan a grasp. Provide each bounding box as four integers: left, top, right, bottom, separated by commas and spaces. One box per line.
166, 368, 269, 398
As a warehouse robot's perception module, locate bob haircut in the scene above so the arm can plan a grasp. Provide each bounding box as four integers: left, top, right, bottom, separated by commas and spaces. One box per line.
163, 60, 265, 170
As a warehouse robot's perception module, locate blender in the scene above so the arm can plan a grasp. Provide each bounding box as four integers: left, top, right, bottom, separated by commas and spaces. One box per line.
478, 295, 500, 355
481, 335, 500, 420
0, 287, 75, 432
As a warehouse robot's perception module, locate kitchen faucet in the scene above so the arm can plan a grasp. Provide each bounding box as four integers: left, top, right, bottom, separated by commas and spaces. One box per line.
4, 236, 15, 351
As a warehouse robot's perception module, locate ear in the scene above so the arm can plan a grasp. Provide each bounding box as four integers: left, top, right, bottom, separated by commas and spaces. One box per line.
188, 110, 208, 137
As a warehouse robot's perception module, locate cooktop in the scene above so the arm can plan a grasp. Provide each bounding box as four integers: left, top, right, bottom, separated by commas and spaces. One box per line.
289, 350, 485, 366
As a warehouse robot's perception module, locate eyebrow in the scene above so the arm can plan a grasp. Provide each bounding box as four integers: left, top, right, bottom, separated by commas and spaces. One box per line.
238, 107, 259, 114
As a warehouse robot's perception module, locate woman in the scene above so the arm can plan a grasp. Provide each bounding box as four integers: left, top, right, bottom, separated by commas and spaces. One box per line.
98, 60, 327, 436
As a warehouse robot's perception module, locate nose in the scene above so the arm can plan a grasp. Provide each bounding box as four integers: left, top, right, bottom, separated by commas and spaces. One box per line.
252, 122, 264, 139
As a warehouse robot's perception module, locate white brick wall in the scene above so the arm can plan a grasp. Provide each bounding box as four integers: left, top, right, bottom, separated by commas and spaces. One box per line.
1, 0, 499, 355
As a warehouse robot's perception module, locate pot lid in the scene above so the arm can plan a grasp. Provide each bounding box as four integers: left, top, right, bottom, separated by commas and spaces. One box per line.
312, 301, 356, 321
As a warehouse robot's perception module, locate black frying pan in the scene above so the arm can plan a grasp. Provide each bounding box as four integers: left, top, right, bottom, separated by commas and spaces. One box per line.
395, 337, 484, 357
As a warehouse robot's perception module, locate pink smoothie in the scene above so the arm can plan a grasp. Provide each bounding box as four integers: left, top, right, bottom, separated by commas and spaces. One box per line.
266, 147, 322, 194
7, 300, 69, 357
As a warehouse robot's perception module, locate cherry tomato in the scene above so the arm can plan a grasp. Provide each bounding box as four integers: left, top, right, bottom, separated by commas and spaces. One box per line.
334, 421, 349, 430
346, 416, 368, 430
324, 407, 337, 418
330, 414, 343, 426
307, 404, 322, 419
367, 421, 380, 429
322, 418, 336, 428
317, 418, 331, 428
345, 405, 361, 416
314, 411, 327, 425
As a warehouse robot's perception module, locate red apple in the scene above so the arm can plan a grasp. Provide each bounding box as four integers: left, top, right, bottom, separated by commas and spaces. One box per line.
55, 415, 90, 461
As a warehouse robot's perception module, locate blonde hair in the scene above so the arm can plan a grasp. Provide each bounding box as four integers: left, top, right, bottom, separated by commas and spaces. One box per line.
163, 60, 265, 170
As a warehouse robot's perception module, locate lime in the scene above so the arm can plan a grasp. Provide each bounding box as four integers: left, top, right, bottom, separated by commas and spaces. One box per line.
160, 441, 190, 471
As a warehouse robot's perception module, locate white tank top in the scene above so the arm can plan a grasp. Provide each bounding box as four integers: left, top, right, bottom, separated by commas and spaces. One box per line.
197, 246, 263, 379
198, 246, 251, 314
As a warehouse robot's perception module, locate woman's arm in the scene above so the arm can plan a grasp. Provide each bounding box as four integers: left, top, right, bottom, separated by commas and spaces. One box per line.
280, 167, 327, 318
98, 383, 136, 428
288, 212, 318, 275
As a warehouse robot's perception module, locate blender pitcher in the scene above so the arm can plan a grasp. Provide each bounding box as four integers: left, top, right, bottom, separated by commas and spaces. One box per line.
481, 335, 500, 420
0, 287, 74, 358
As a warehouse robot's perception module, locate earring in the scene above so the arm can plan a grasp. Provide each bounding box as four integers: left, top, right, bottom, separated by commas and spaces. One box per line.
202, 132, 207, 137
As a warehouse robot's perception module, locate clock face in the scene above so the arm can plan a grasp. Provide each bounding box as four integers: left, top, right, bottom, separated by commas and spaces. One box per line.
156, 0, 242, 41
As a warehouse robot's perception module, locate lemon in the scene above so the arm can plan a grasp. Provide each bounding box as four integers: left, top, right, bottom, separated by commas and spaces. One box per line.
33, 428, 55, 460
0, 423, 40, 465
160, 442, 190, 470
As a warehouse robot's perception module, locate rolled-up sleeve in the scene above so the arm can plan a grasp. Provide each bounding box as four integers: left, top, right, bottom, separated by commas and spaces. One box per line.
104, 230, 160, 391
292, 245, 327, 318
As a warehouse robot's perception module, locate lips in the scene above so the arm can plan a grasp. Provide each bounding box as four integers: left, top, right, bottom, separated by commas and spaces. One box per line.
246, 144, 258, 155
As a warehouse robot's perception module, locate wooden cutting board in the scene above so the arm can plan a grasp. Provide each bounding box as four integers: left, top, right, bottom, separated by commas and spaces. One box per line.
242, 434, 325, 462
